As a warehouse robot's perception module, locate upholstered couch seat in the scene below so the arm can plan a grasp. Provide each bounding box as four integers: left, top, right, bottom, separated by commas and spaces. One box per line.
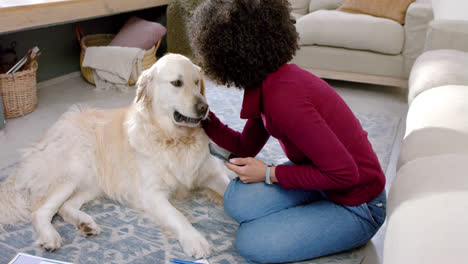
385, 154, 468, 264
297, 10, 405, 55
398, 85, 468, 169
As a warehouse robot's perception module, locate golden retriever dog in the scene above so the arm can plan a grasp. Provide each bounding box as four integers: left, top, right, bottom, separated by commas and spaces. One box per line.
0, 53, 230, 258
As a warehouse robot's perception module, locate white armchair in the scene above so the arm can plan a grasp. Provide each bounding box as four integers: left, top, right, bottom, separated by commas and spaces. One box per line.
289, 0, 433, 88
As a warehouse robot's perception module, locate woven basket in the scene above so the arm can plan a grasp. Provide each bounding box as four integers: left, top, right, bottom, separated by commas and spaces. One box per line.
79, 33, 160, 85
0, 61, 38, 119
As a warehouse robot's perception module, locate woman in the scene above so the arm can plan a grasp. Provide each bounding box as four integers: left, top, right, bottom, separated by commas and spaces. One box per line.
188, 0, 386, 263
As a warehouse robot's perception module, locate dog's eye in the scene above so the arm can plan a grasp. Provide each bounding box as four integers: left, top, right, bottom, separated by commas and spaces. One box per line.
171, 80, 183, 87
195, 79, 199, 86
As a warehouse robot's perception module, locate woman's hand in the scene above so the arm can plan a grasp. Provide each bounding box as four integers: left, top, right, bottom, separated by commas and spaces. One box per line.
225, 157, 270, 184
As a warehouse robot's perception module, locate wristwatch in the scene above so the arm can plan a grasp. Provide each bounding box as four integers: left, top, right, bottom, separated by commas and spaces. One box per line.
265, 165, 273, 185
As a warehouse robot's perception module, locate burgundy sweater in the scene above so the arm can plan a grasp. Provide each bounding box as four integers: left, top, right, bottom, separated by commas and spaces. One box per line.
202, 64, 385, 206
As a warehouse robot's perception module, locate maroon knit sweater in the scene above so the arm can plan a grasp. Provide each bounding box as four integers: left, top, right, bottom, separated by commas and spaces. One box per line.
202, 64, 385, 206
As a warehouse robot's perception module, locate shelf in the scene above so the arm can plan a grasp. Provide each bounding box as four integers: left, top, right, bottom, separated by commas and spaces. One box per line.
0, 0, 170, 34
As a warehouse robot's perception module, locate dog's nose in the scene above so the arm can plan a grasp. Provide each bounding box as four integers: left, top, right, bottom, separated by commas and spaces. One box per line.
196, 102, 209, 116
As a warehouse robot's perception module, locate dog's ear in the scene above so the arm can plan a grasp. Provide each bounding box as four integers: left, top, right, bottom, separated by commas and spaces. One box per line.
195, 65, 205, 97
135, 69, 153, 104
200, 74, 205, 97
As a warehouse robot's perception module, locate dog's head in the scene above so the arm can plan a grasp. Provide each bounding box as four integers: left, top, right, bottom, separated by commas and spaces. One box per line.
135, 53, 208, 128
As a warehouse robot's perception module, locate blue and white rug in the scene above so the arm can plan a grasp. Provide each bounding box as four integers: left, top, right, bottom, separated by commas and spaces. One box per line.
0, 86, 400, 264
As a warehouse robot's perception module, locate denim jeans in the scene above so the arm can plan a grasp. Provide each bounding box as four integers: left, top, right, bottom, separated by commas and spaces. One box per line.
223, 177, 386, 263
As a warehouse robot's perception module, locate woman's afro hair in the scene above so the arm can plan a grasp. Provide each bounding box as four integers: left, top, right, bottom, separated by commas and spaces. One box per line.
188, 0, 299, 90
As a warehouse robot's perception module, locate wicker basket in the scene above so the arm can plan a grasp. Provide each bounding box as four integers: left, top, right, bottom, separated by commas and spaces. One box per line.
0, 61, 38, 119
78, 33, 160, 85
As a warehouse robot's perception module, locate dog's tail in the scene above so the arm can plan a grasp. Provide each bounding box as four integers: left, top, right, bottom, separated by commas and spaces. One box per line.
0, 170, 30, 229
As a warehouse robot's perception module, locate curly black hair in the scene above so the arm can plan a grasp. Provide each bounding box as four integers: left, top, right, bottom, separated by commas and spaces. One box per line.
188, 0, 299, 90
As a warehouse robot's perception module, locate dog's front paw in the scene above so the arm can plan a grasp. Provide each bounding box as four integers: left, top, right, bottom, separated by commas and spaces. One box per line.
38, 228, 62, 251
179, 231, 211, 258
78, 219, 101, 236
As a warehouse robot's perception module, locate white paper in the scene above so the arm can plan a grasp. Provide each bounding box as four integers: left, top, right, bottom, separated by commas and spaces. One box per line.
9, 253, 72, 264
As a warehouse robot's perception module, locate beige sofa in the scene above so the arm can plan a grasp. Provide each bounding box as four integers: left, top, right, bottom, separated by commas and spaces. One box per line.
383, 18, 468, 264
289, 0, 433, 88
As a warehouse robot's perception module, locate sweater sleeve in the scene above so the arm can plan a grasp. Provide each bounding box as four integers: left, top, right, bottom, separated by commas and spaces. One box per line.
274, 104, 360, 190
202, 111, 270, 157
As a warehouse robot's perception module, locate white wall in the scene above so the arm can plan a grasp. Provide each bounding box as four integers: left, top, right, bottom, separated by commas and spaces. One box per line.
432, 0, 468, 20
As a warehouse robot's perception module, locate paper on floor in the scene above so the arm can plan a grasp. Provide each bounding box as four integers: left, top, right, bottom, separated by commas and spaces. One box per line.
9, 253, 72, 264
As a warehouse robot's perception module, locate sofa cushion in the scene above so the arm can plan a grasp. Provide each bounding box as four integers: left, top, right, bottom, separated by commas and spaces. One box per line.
408, 50, 468, 103
296, 10, 404, 55
291, 45, 405, 78
309, 0, 344, 12
385, 154, 468, 264
398, 85, 468, 169
338, 0, 415, 24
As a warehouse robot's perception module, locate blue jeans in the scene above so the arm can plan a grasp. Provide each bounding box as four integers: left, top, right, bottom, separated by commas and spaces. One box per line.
223, 177, 386, 263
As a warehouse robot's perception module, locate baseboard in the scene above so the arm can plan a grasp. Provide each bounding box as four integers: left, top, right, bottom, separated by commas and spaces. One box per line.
38, 71, 82, 90
304, 68, 409, 89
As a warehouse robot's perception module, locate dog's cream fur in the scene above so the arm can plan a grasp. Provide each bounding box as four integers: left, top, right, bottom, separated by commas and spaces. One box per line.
0, 54, 230, 258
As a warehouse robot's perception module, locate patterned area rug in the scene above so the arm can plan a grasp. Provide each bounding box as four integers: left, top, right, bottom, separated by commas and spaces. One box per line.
0, 86, 400, 264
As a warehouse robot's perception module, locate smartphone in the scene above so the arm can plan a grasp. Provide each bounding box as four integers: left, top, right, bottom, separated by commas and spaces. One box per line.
208, 143, 239, 163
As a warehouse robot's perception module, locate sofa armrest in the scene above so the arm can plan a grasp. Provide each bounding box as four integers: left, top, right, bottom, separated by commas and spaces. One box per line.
402, 2, 434, 75
289, 0, 310, 16
425, 19, 468, 52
